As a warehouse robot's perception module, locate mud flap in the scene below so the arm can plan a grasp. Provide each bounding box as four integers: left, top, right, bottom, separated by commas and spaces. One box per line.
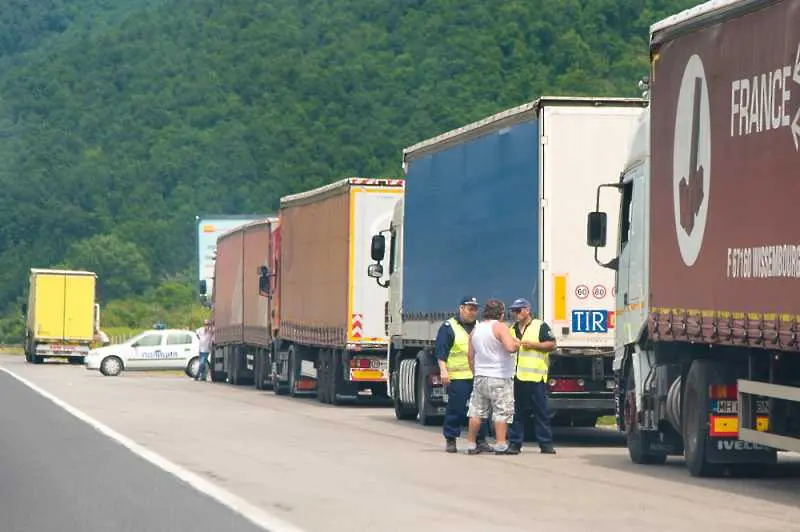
704, 438, 777, 464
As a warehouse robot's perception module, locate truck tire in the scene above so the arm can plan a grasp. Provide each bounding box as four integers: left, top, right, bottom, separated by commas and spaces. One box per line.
255, 351, 270, 390
682, 359, 724, 478
316, 350, 331, 404
416, 363, 443, 426
229, 348, 240, 385
288, 346, 300, 397
393, 370, 417, 420
271, 348, 290, 395
32, 355, 44, 364
624, 368, 667, 465
329, 350, 344, 405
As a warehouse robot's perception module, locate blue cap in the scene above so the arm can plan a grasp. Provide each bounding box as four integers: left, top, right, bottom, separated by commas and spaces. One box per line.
509, 298, 531, 310
459, 296, 479, 306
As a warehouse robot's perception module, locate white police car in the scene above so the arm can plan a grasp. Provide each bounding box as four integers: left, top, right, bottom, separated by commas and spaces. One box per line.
85, 328, 201, 378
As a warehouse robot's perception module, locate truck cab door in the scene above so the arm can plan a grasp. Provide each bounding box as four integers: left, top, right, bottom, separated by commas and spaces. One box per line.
616, 163, 647, 346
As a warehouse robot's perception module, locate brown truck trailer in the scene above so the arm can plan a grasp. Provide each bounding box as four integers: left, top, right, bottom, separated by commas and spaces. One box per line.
587, 0, 800, 477
207, 218, 278, 386
255, 177, 404, 403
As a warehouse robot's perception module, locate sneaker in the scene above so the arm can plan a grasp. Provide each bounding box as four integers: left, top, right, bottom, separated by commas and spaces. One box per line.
445, 438, 457, 453
466, 442, 483, 455
493, 442, 511, 455
505, 443, 521, 455
540, 445, 556, 455
476, 441, 493, 453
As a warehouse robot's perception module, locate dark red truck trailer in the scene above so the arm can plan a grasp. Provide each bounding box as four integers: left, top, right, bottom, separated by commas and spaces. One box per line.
206, 218, 279, 385
587, 0, 800, 477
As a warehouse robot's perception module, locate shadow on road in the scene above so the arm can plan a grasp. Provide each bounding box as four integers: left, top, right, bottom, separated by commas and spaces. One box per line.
363, 411, 626, 447
584, 450, 800, 509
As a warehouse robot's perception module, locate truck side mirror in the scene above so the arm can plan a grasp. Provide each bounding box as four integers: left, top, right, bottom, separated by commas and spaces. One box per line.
367, 263, 384, 279
370, 234, 386, 261
258, 266, 272, 296
198, 280, 207, 296
587, 211, 608, 248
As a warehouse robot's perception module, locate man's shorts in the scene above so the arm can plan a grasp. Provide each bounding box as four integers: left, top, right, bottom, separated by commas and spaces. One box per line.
467, 375, 515, 423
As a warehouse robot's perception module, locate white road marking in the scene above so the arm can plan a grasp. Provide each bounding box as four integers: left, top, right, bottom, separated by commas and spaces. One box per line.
0, 366, 306, 532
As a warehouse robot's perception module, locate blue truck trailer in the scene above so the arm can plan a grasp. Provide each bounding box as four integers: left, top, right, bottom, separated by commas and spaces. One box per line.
367, 97, 647, 428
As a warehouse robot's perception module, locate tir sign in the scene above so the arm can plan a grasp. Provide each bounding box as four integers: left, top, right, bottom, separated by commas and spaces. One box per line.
571, 310, 614, 333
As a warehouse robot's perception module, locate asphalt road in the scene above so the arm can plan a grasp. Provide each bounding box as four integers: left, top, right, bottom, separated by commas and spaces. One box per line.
0, 369, 267, 532
2, 355, 800, 532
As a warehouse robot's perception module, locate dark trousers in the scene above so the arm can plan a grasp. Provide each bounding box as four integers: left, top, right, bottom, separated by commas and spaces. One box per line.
443, 378, 488, 441
509, 380, 553, 447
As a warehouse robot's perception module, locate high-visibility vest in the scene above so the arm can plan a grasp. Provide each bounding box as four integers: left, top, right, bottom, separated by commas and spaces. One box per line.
510, 319, 549, 382
446, 317, 473, 380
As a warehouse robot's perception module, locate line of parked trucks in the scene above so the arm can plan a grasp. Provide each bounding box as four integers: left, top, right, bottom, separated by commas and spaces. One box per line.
202, 95, 645, 433
199, 0, 800, 479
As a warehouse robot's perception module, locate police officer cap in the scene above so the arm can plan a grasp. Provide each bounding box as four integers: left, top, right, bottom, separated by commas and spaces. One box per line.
509, 298, 531, 310
459, 296, 479, 307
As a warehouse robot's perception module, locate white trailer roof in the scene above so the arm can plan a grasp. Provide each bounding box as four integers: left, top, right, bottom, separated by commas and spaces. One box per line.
280, 177, 404, 208
216, 217, 279, 242
402, 96, 646, 169
650, 0, 755, 36
30, 268, 96, 277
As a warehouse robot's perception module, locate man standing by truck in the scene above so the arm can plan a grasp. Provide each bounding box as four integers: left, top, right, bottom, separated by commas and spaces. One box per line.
437, 296, 490, 453
506, 298, 557, 454
464, 299, 520, 454
195, 319, 213, 382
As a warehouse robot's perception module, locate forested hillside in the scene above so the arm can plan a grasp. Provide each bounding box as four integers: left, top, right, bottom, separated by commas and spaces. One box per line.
0, 0, 697, 339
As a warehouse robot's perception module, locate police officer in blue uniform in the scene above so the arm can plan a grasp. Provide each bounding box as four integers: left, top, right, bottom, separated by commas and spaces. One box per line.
436, 295, 490, 453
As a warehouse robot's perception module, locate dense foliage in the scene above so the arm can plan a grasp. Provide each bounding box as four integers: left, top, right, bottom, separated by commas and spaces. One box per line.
0, 0, 697, 340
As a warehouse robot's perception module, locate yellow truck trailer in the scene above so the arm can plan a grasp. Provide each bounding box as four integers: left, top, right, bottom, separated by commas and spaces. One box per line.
23, 268, 98, 364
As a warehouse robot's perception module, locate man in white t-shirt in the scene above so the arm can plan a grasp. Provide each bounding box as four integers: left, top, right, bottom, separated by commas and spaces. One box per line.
195, 319, 213, 381
464, 299, 521, 454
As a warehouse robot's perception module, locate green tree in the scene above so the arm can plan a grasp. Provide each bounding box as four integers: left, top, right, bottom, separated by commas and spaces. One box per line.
66, 234, 152, 301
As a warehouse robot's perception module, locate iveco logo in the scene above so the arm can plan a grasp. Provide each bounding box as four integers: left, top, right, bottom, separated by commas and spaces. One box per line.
717, 440, 767, 451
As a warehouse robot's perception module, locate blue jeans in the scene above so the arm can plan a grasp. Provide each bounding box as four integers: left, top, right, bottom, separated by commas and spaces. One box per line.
443, 379, 488, 442
508, 380, 553, 447
197, 352, 209, 380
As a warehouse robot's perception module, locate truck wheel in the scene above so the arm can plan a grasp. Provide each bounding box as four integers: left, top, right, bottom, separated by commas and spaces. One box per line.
393, 370, 417, 420
100, 356, 123, 377
330, 350, 345, 405
288, 346, 299, 397
229, 349, 240, 385
682, 359, 724, 478
416, 364, 442, 426
255, 351, 267, 390
32, 355, 44, 364
394, 393, 417, 420
624, 370, 667, 465
316, 352, 330, 403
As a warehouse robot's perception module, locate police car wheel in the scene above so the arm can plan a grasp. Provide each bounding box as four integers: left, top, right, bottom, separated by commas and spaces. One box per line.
100, 356, 123, 377
186, 357, 200, 379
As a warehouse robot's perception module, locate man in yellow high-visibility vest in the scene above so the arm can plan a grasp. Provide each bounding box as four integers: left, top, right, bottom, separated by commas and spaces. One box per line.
506, 298, 557, 454
437, 295, 490, 453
